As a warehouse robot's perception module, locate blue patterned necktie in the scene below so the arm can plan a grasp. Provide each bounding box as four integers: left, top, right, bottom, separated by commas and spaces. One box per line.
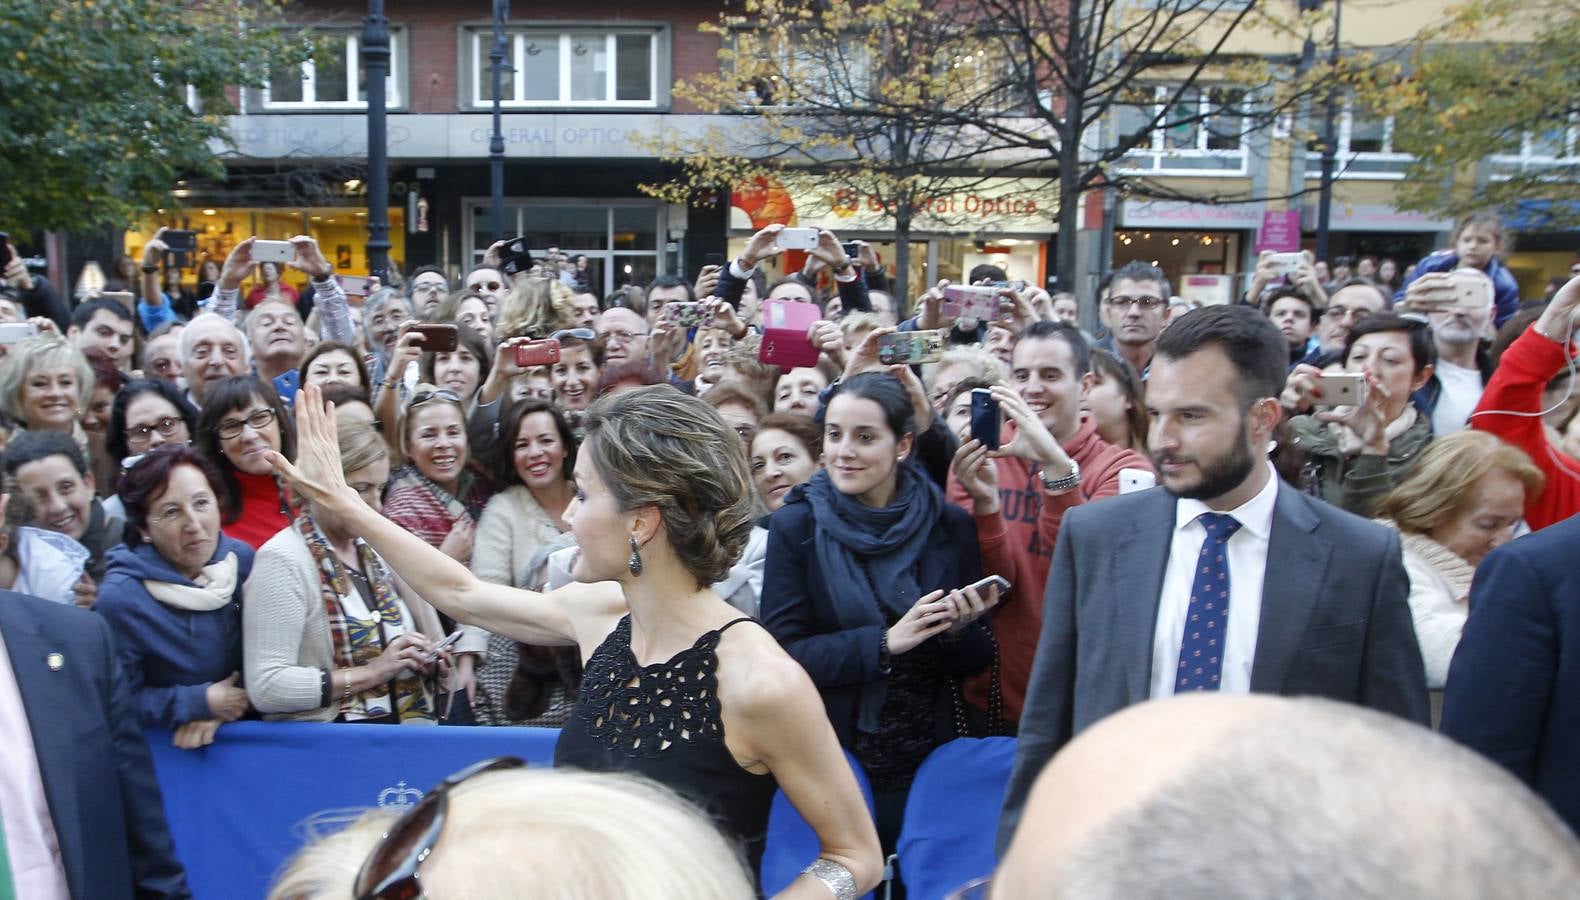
1175, 512, 1242, 692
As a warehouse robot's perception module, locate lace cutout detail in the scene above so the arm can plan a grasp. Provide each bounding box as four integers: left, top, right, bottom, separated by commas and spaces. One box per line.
576, 617, 726, 758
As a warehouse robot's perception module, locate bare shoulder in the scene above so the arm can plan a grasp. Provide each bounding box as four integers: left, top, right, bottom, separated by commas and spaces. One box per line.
714, 622, 820, 723
547, 580, 628, 657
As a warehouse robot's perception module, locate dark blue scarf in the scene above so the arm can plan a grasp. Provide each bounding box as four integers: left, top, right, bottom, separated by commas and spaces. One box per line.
800, 464, 942, 730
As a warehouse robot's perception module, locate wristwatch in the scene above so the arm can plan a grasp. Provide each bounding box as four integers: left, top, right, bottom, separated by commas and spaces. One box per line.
1039, 459, 1081, 493
141, 264, 159, 274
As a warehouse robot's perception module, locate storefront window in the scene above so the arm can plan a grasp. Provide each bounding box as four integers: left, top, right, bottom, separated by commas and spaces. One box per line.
125, 206, 408, 287
469, 202, 663, 295
1112, 230, 1243, 303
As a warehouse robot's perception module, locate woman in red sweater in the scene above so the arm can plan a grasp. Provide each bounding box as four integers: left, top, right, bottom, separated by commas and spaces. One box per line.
1471, 275, 1580, 530
195, 375, 296, 549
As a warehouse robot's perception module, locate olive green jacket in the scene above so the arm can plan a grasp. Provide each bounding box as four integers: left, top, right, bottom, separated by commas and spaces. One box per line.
1288, 412, 1433, 516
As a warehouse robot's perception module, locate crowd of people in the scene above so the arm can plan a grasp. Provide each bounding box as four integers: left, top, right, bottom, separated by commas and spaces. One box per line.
2, 210, 1580, 899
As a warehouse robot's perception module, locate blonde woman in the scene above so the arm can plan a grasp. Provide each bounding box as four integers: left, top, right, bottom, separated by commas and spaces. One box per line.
271, 383, 881, 898
267, 767, 755, 900
496, 274, 574, 341
0, 334, 93, 434
1375, 431, 1544, 715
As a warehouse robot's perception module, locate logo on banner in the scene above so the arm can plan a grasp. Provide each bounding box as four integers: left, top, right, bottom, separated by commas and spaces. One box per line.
378, 781, 424, 809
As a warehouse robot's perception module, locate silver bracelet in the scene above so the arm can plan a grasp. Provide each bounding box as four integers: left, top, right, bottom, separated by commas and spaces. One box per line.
803, 858, 857, 900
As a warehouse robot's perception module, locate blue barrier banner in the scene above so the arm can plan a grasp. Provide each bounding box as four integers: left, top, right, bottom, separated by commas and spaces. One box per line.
146, 721, 561, 900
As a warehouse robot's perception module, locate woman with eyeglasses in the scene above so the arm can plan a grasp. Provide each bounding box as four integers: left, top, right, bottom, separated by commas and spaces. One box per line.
1285, 313, 1438, 516
196, 375, 296, 550
245, 417, 459, 724
271, 382, 884, 896
97, 445, 255, 749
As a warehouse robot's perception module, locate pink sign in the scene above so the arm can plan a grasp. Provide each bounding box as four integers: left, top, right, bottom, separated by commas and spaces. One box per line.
1255, 210, 1301, 253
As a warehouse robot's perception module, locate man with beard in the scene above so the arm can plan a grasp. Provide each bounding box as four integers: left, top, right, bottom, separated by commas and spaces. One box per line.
997, 304, 1428, 853
1400, 268, 1496, 434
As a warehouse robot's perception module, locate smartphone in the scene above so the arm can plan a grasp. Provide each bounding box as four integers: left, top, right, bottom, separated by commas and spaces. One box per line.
758, 299, 823, 368
1312, 373, 1367, 407
992, 279, 1029, 292
500, 237, 531, 259
703, 252, 726, 269
162, 229, 197, 253
877, 330, 944, 365
1267, 252, 1305, 277
664, 301, 715, 329
0, 322, 39, 345
776, 227, 820, 251
943, 284, 1001, 321
841, 241, 861, 259
1452, 275, 1493, 308
1119, 467, 1157, 494
514, 338, 561, 367
0, 232, 13, 267
969, 388, 1001, 450
407, 323, 459, 352
100, 291, 135, 317
336, 275, 371, 296
422, 629, 465, 663
963, 574, 1012, 596
251, 239, 294, 263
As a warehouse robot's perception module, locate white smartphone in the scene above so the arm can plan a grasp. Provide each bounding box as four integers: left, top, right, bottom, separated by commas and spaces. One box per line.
776, 227, 820, 251
1267, 252, 1305, 276
1119, 468, 1157, 494
1313, 373, 1367, 407
964, 574, 1012, 596
251, 239, 295, 263
0, 322, 39, 344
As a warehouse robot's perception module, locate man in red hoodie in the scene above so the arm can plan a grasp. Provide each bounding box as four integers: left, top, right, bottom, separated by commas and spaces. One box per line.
948, 320, 1153, 723
1471, 274, 1580, 530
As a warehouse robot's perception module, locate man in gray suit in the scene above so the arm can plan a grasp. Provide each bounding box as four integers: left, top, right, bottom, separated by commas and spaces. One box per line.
997, 304, 1429, 851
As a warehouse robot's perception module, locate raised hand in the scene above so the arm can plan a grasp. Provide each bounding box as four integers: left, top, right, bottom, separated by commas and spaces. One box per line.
267, 382, 355, 512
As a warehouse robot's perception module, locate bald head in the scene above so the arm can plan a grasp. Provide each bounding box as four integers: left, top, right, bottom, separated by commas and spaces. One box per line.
996, 695, 1580, 899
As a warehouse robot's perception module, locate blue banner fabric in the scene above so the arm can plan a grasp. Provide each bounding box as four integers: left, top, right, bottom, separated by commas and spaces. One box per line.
146, 721, 561, 900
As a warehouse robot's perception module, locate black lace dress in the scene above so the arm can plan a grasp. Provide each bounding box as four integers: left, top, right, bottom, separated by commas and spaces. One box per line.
554, 615, 778, 874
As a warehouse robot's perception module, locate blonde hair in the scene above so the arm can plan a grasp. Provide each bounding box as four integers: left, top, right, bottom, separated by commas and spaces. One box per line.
497, 277, 574, 340
0, 335, 93, 424
394, 385, 467, 465
337, 418, 388, 475
583, 384, 756, 587
840, 311, 882, 341
267, 768, 755, 900
1375, 431, 1544, 534
922, 344, 1007, 390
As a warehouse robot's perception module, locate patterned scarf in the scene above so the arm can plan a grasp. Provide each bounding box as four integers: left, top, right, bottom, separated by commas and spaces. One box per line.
389, 463, 488, 524
297, 515, 435, 723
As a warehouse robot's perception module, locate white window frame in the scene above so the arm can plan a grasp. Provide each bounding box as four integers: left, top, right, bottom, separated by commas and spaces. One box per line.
1304, 100, 1412, 181
468, 28, 662, 109
1488, 116, 1580, 177
1115, 85, 1249, 177
260, 29, 405, 110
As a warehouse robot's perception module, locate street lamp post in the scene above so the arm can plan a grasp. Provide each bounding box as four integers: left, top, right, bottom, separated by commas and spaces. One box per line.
489, 0, 511, 242
362, 0, 391, 280
1314, 0, 1343, 264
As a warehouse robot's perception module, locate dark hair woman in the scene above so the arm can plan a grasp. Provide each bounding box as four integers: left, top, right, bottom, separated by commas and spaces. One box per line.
195, 375, 297, 549
760, 371, 999, 857
97, 446, 255, 749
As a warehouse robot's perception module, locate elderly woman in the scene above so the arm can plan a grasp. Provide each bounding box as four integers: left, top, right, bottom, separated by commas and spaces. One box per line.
196, 375, 296, 550
0, 334, 92, 435
748, 412, 822, 516
1375, 431, 1545, 719
382, 386, 493, 561
245, 419, 457, 723
1288, 313, 1437, 516
96, 446, 255, 748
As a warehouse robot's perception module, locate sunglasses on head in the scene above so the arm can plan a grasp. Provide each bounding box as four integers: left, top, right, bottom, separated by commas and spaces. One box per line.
408, 384, 462, 409
352, 756, 526, 900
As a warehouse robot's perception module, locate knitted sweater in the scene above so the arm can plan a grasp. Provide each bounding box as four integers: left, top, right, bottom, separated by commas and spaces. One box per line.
472, 485, 567, 588
1379, 522, 1476, 690
241, 525, 477, 721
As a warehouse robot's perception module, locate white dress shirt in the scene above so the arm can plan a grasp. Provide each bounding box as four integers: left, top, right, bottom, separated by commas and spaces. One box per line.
0, 628, 72, 900
1150, 462, 1281, 699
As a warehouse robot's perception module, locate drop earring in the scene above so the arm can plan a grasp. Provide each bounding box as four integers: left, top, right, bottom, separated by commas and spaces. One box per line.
627, 535, 643, 577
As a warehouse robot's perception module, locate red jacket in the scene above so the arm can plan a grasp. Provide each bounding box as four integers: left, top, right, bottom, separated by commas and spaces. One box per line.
1472, 326, 1580, 531
946, 416, 1153, 722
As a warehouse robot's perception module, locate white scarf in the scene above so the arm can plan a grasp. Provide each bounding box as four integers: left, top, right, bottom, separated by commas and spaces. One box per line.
1330, 405, 1418, 457
144, 552, 240, 612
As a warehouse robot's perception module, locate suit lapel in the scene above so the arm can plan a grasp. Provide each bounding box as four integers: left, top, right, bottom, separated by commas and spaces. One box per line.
1107, 490, 1177, 702
1251, 488, 1332, 692
0, 603, 87, 898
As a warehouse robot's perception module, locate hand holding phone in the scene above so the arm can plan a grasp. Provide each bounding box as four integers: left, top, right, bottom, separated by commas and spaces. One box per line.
514, 338, 561, 367
1311, 373, 1367, 407
877, 330, 944, 365
776, 227, 820, 251
970, 389, 1001, 450
405, 323, 459, 352
250, 239, 294, 264
422, 629, 465, 663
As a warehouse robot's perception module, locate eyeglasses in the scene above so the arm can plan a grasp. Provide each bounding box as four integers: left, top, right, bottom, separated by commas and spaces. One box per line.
411, 281, 448, 294
125, 416, 184, 445
551, 328, 596, 342
216, 408, 277, 440
352, 756, 526, 900
408, 385, 462, 409
466, 281, 503, 293
598, 328, 648, 344
1324, 305, 1373, 323
1103, 294, 1167, 311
